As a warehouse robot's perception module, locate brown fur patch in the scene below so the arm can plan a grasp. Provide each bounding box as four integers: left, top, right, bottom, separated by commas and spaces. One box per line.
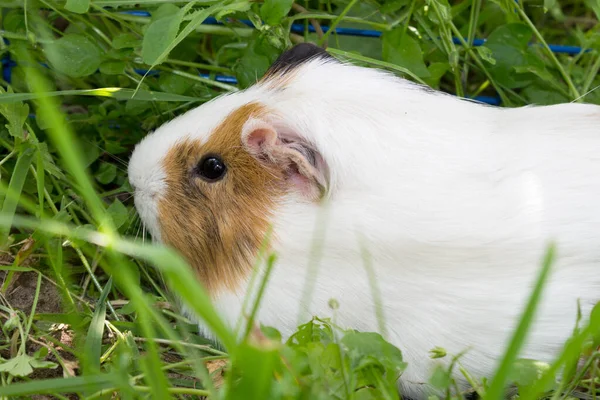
158, 103, 285, 296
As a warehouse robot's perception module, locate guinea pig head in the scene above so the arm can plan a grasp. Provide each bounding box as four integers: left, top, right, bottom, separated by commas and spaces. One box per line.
128, 99, 329, 296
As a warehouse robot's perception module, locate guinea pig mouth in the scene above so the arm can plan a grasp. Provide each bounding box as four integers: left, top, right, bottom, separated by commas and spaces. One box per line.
133, 193, 162, 242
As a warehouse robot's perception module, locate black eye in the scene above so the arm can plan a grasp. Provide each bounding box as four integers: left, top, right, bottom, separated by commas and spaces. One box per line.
197, 155, 226, 182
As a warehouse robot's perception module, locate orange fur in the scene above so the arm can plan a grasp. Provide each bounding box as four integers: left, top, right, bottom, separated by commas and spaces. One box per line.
158, 103, 285, 295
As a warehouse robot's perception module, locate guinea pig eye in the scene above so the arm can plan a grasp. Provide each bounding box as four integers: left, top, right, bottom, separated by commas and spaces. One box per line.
197, 155, 226, 182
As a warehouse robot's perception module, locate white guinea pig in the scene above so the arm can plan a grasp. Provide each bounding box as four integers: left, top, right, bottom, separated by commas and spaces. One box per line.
128, 43, 600, 398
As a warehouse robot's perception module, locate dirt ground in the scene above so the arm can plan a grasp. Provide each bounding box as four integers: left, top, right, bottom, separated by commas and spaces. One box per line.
0, 254, 225, 399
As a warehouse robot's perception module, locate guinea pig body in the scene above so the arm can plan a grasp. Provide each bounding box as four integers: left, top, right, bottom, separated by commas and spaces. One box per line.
128, 43, 600, 398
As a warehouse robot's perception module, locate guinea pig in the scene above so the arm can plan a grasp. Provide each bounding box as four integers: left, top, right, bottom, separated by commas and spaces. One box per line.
128, 42, 600, 398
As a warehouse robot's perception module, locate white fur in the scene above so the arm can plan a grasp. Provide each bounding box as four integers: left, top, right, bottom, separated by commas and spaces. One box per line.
128, 57, 600, 398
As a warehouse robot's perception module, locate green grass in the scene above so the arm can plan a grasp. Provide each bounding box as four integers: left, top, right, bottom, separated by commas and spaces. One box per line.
1, 1, 600, 399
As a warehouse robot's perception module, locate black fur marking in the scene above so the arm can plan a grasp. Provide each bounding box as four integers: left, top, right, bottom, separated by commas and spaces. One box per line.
264, 43, 337, 78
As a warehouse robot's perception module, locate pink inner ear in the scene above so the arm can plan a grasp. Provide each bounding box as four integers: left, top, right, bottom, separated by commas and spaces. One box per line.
244, 126, 278, 156
246, 129, 267, 150
242, 118, 327, 201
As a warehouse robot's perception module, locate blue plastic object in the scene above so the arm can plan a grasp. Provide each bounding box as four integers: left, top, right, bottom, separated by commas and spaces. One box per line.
1, 8, 590, 107
118, 11, 585, 56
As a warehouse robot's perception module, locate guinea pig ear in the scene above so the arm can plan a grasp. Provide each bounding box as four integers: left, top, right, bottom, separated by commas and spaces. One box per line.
241, 117, 328, 201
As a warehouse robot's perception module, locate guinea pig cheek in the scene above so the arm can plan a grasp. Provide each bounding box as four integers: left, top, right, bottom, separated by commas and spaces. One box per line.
157, 104, 285, 298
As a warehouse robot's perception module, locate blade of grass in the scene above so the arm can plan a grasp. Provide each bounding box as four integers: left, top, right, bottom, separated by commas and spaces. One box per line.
0, 145, 36, 247
485, 244, 556, 400
83, 277, 112, 376
0, 373, 118, 397
242, 253, 277, 340
317, 0, 359, 46
138, 313, 174, 400
326, 47, 427, 85
358, 237, 388, 339
163, 68, 238, 91
512, 4, 581, 101
35, 148, 44, 218
462, 0, 483, 90
289, 12, 390, 30
296, 204, 329, 327
0, 88, 203, 104
521, 302, 600, 400
22, 271, 42, 354
13, 43, 110, 228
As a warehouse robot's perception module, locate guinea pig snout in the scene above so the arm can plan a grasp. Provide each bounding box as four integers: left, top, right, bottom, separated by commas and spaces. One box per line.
129, 172, 165, 206
128, 147, 167, 241
129, 175, 165, 241
127, 155, 166, 200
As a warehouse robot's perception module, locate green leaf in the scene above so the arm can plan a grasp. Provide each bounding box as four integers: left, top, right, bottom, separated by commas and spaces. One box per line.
482, 23, 535, 88
33, 347, 49, 360
45, 34, 103, 78
340, 331, 406, 378
95, 163, 117, 185
476, 46, 496, 65
523, 85, 569, 105
99, 60, 126, 75
3, 313, 20, 331
0, 355, 34, 377
38, 143, 65, 179
216, 2, 251, 20
142, 6, 185, 65
260, 0, 294, 25
0, 87, 29, 139
82, 142, 101, 168
427, 0, 452, 25
158, 74, 189, 95
64, 0, 90, 13
143, 1, 228, 71
486, 22, 532, 49
107, 199, 129, 230
423, 62, 450, 88
112, 33, 141, 49
151, 3, 181, 21
382, 28, 430, 78
29, 359, 58, 370
508, 358, 553, 393
260, 325, 282, 342
287, 318, 335, 347
3, 9, 26, 33
83, 277, 112, 376
125, 100, 152, 116
233, 31, 281, 88
429, 364, 452, 389
380, 0, 411, 13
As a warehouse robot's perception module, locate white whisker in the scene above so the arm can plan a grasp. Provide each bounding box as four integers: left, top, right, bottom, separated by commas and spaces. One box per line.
571, 83, 600, 103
